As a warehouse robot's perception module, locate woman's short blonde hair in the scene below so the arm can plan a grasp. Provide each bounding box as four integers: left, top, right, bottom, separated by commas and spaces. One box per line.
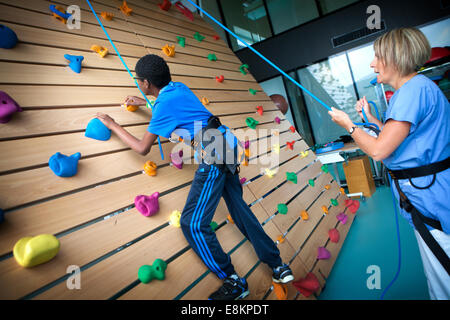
374, 27, 431, 77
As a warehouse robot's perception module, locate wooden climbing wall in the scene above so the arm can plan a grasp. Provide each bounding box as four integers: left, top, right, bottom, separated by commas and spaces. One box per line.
0, 0, 355, 300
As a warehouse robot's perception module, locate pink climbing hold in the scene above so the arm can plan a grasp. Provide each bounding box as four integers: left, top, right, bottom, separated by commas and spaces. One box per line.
274, 116, 281, 124
170, 150, 183, 169
328, 228, 340, 243
240, 177, 247, 185
0, 91, 22, 123
293, 272, 320, 297
244, 140, 250, 149
317, 247, 331, 260
134, 192, 160, 217
336, 212, 348, 224
345, 199, 360, 214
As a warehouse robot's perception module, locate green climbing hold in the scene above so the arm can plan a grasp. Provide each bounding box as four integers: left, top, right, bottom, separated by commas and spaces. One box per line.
138, 258, 167, 284
249, 89, 257, 95
286, 172, 297, 184
246, 117, 259, 129
210, 221, 219, 232
277, 203, 288, 215
239, 64, 249, 75
207, 53, 217, 61
194, 32, 205, 42
321, 164, 329, 173
331, 199, 338, 207
308, 179, 315, 187
176, 36, 186, 47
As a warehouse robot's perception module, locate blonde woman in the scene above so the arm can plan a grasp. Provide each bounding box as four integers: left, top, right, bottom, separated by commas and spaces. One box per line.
329, 27, 450, 299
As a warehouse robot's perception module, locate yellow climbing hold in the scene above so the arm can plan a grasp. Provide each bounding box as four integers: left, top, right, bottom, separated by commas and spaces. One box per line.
13, 234, 60, 268
90, 45, 108, 58
169, 210, 181, 228
265, 168, 276, 178
300, 151, 309, 158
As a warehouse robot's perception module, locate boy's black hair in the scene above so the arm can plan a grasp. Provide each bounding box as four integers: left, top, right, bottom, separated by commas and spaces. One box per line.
135, 54, 171, 89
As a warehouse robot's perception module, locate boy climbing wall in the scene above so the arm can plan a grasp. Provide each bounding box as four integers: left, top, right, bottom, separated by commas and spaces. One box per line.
96, 54, 293, 300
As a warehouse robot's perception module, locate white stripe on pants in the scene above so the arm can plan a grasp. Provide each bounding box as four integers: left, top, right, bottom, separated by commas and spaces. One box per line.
414, 229, 450, 300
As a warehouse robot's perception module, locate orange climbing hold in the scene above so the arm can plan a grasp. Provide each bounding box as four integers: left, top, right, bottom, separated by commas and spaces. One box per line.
123, 103, 139, 112
143, 161, 157, 176
51, 5, 68, 24
162, 44, 175, 57
324, 184, 331, 190
340, 187, 346, 195
321, 205, 329, 215
201, 97, 210, 106
90, 45, 108, 58
277, 235, 285, 244
272, 281, 288, 300
119, 1, 133, 16
100, 12, 114, 21
227, 214, 234, 224
301, 210, 309, 220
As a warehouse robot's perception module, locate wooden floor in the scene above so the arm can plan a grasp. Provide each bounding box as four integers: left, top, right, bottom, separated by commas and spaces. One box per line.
0, 0, 354, 300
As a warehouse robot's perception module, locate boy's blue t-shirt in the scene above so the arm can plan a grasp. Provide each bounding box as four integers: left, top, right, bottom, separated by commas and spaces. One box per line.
147, 82, 213, 140
383, 74, 450, 233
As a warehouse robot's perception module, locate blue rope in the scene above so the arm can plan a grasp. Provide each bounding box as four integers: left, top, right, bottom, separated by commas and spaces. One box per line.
85, 0, 164, 160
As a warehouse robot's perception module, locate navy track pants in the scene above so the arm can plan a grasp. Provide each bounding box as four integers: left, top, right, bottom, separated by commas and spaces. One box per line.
180, 163, 282, 279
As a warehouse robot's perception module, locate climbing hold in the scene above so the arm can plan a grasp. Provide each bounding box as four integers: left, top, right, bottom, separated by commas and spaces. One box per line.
308, 179, 315, 187
265, 168, 276, 178
85, 118, 111, 141
301, 210, 309, 221
213, 35, 220, 40
143, 161, 157, 176
122, 103, 139, 112
245, 117, 259, 129
239, 177, 247, 185
169, 210, 181, 227
49, 5, 71, 24
289, 126, 296, 133
321, 164, 329, 173
324, 185, 331, 190
239, 64, 249, 75
0, 24, 18, 49
170, 150, 184, 169
329, 228, 340, 243
13, 234, 60, 268
273, 144, 280, 154
317, 247, 331, 260
336, 212, 348, 225
119, 1, 133, 16
210, 221, 219, 232
249, 89, 257, 95
201, 97, 210, 106
256, 106, 263, 116
227, 214, 234, 224
90, 44, 108, 58
300, 151, 309, 159
277, 203, 288, 215
100, 12, 114, 21
272, 282, 288, 300
162, 44, 175, 57
321, 205, 329, 215
277, 235, 285, 244
207, 53, 217, 61
330, 198, 338, 206
274, 116, 281, 124
0, 91, 22, 123
345, 199, 360, 214
216, 75, 224, 83
340, 187, 346, 195
158, 0, 171, 11
286, 172, 297, 184
135, 192, 160, 217
48, 152, 81, 177
244, 140, 250, 150
64, 54, 84, 73
176, 36, 186, 47
0, 208, 4, 224
193, 32, 205, 42
293, 272, 320, 297
175, 2, 194, 21
286, 141, 295, 150
138, 258, 167, 284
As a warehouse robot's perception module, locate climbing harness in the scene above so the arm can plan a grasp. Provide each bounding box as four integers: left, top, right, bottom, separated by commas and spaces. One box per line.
387, 157, 450, 275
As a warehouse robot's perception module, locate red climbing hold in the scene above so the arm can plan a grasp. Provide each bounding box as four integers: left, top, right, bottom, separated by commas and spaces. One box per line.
158, 0, 171, 11
293, 272, 320, 297
345, 199, 360, 214
216, 75, 224, 83
175, 2, 193, 21
213, 35, 220, 40
286, 141, 295, 150
328, 228, 340, 243
256, 106, 263, 116
289, 126, 296, 133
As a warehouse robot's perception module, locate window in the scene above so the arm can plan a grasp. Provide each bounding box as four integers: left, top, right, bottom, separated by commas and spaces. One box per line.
199, 0, 227, 41
220, 0, 272, 50
317, 0, 360, 15
266, 0, 319, 34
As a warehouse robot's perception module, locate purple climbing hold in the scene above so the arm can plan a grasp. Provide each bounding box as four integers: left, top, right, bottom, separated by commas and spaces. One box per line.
317, 247, 331, 260
336, 212, 348, 225
0, 91, 22, 123
135, 192, 160, 217
170, 150, 184, 169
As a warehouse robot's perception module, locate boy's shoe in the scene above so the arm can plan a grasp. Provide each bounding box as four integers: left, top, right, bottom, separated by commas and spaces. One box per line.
272, 264, 294, 284
208, 274, 250, 300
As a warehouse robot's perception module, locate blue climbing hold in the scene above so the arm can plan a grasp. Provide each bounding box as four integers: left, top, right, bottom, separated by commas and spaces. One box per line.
49, 4, 72, 20
48, 152, 81, 177
85, 118, 111, 141
64, 54, 84, 73
0, 24, 18, 49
